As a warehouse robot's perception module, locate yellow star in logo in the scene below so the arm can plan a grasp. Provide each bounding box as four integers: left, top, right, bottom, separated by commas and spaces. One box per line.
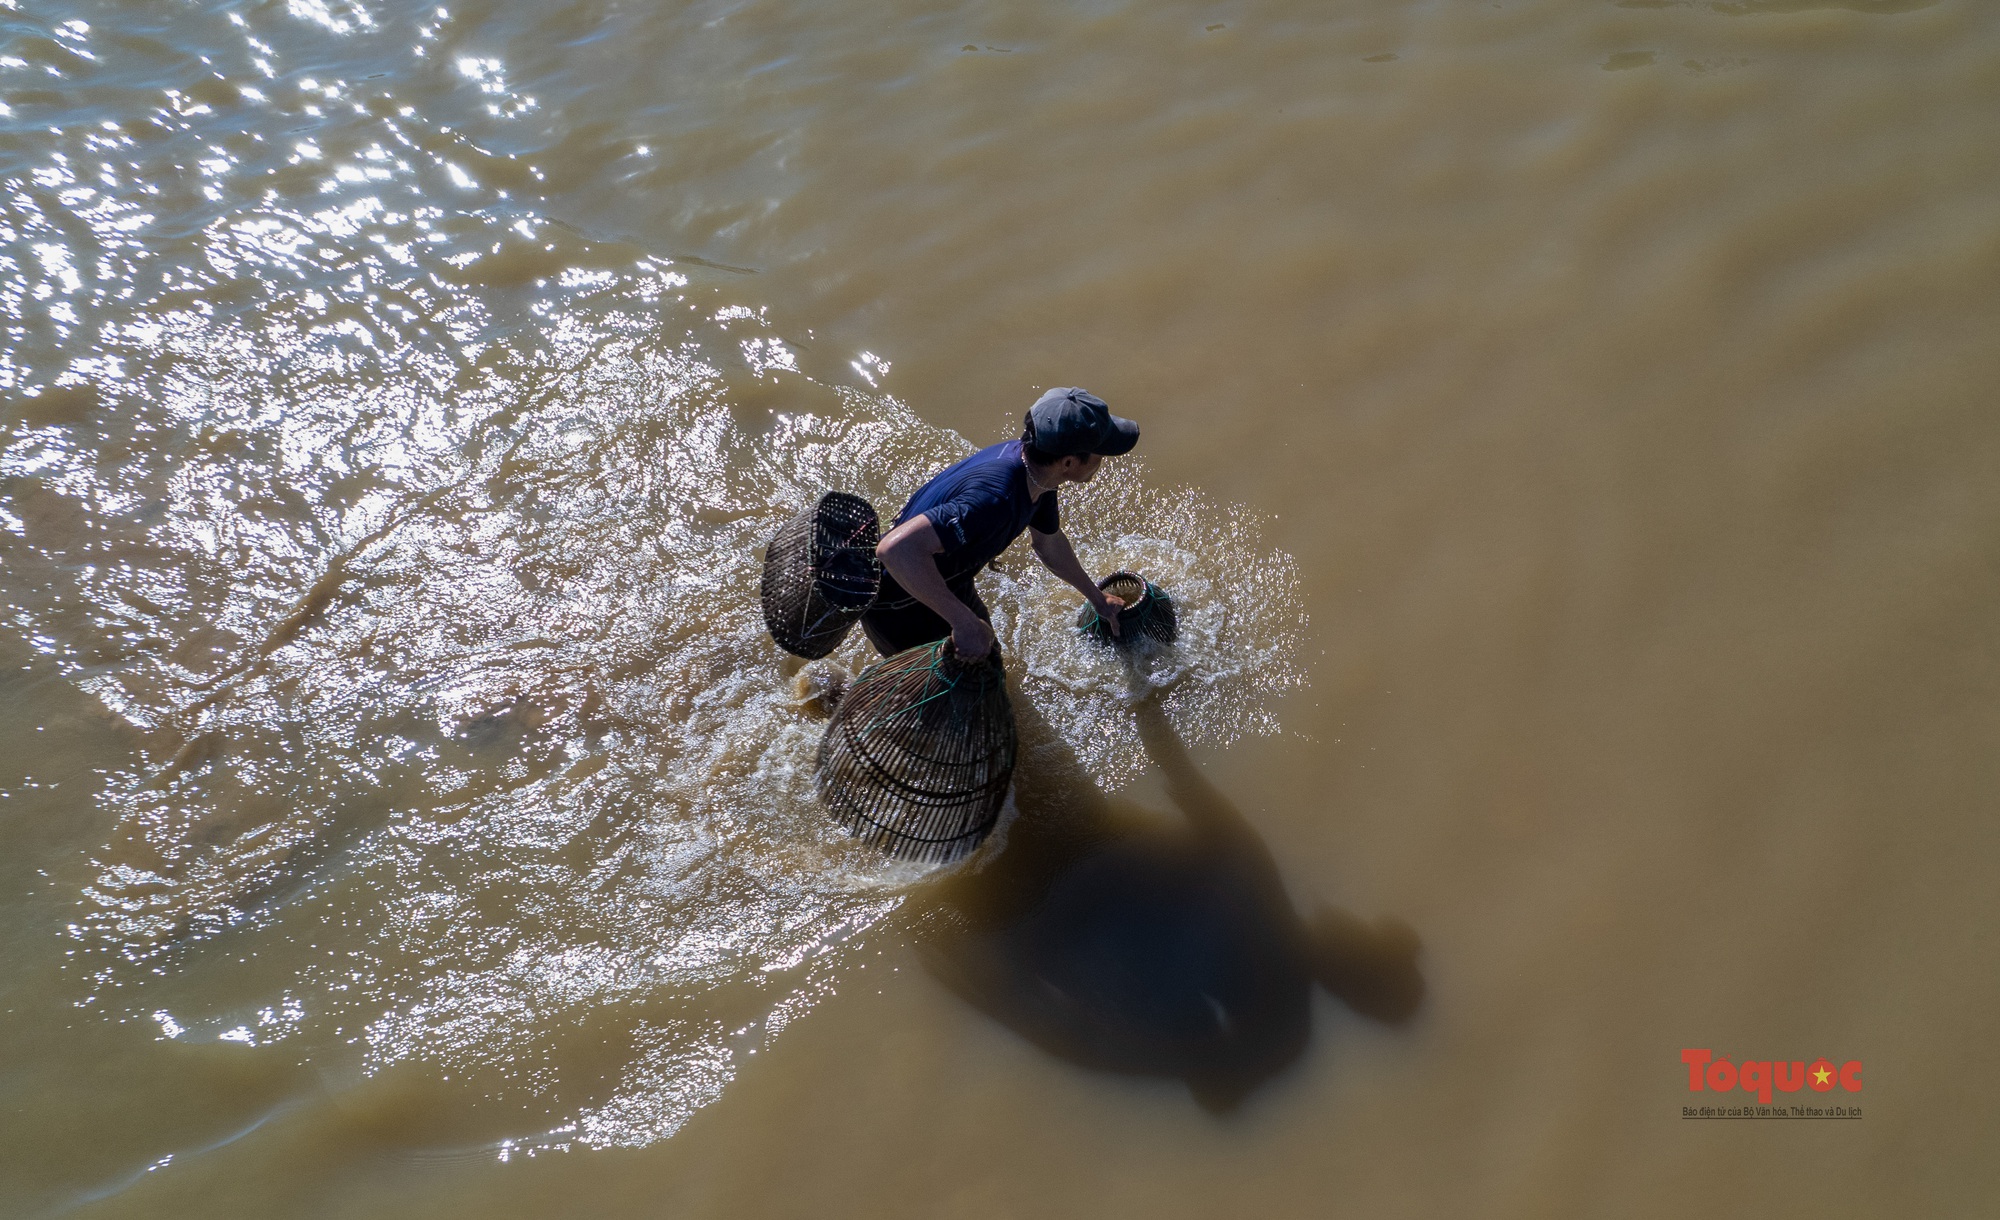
1812, 1065, 1832, 1086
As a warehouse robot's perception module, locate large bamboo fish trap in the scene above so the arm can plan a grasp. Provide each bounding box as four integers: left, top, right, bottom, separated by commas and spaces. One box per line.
817, 640, 1017, 862
761, 491, 881, 659
1077, 571, 1178, 647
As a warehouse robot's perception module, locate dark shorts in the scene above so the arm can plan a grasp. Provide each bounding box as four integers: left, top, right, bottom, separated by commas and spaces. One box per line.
860, 574, 990, 657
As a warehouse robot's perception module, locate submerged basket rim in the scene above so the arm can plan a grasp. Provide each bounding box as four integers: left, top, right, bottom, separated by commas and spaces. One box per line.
1077, 569, 1176, 644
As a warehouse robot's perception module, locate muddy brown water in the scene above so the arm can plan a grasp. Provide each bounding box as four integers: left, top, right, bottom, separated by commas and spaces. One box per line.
2, 0, 1996, 1215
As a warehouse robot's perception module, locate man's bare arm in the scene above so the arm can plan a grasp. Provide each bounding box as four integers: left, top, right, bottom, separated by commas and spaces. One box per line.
1029, 527, 1124, 636
875, 515, 997, 658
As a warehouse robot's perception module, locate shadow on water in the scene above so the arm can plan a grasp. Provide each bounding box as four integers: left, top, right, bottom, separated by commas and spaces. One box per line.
918, 686, 1424, 1113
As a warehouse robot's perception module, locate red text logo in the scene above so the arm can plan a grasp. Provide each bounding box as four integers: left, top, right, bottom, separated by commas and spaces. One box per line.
1681, 1049, 1861, 1105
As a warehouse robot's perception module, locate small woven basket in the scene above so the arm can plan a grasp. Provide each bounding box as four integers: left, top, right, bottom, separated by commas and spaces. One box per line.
1077, 571, 1178, 646
817, 640, 1017, 862
761, 492, 882, 659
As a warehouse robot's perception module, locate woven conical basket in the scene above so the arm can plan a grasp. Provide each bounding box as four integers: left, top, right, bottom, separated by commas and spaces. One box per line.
761, 491, 881, 659
817, 640, 1016, 862
1077, 571, 1178, 646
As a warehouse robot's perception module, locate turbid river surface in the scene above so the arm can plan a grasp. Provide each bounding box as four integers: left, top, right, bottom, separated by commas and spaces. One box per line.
2, 0, 1997, 1215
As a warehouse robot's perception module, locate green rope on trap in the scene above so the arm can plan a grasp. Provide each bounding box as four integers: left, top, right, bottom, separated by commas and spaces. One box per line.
856, 639, 966, 736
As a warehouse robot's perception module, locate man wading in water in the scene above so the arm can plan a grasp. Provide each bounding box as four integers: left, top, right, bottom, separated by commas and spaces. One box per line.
865, 388, 1139, 660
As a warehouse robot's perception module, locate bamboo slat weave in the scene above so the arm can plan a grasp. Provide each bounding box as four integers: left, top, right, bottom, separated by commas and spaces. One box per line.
761, 491, 881, 659
817, 640, 1016, 862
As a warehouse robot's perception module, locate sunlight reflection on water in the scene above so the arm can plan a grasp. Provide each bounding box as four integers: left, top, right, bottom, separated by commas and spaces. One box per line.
0, 0, 1306, 1155
4, 249, 1305, 1153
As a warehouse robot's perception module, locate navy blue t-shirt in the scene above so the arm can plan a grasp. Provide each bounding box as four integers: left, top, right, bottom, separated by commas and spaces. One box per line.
896, 440, 1059, 584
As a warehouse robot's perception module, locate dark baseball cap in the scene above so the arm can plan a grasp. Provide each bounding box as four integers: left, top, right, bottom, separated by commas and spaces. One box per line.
1025, 387, 1140, 458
